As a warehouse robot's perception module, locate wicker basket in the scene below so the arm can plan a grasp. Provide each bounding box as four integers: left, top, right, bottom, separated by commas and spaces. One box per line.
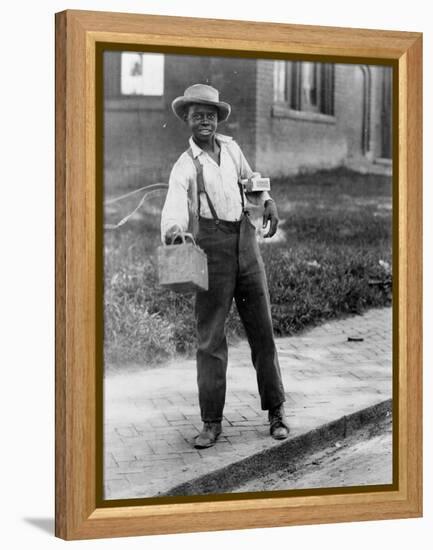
157, 233, 208, 293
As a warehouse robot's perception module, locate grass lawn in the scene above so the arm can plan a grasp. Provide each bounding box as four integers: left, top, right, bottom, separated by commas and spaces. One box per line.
104, 167, 392, 367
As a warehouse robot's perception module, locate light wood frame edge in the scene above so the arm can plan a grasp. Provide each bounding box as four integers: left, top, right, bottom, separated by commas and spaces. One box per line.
55, 10, 423, 540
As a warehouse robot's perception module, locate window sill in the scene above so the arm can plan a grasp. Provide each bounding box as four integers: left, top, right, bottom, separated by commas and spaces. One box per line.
271, 103, 336, 124
104, 96, 165, 111
374, 157, 392, 166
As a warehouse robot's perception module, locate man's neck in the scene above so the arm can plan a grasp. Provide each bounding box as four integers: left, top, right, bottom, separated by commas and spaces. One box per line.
192, 135, 218, 153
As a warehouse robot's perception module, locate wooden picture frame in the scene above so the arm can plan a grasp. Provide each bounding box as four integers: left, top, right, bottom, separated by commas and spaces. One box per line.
55, 9, 422, 540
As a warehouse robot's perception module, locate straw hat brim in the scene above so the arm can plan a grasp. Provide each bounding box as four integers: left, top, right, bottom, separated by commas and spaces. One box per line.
171, 96, 231, 123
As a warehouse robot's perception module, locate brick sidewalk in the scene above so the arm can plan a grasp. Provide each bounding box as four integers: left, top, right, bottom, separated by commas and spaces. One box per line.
104, 307, 392, 499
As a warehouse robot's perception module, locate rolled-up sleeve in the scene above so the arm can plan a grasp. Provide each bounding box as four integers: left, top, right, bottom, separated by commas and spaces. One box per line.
160, 154, 193, 241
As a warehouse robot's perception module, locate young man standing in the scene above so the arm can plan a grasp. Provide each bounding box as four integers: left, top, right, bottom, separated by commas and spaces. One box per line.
161, 84, 289, 449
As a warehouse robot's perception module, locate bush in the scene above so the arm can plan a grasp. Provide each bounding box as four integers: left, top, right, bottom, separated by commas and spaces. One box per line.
104, 257, 199, 364
263, 245, 391, 335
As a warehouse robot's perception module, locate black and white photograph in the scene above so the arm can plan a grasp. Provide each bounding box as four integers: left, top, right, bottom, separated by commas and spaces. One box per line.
102, 49, 393, 501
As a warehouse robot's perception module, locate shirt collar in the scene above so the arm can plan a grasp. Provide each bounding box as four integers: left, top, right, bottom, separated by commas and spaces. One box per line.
188, 133, 233, 158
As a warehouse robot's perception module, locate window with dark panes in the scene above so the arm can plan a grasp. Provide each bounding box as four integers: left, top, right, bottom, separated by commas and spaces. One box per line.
273, 61, 334, 116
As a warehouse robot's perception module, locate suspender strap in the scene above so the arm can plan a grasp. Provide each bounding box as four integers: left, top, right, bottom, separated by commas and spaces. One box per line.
223, 142, 246, 210
187, 148, 220, 222
238, 177, 245, 211
187, 140, 247, 223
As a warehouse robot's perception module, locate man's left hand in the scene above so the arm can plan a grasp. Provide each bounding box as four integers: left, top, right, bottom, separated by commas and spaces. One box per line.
262, 199, 279, 238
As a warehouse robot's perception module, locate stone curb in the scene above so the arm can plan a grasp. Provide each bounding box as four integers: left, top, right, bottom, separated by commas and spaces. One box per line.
163, 398, 392, 496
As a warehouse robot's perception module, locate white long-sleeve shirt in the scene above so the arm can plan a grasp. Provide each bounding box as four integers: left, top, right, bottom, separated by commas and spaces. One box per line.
160, 133, 270, 239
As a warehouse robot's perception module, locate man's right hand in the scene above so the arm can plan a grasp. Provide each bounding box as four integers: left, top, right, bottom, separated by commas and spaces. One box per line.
165, 224, 183, 245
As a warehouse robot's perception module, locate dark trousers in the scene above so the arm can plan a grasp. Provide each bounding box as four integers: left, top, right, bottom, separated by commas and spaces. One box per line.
195, 214, 286, 423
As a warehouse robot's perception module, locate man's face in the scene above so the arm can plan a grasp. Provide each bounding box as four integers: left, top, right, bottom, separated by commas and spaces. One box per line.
185, 104, 218, 143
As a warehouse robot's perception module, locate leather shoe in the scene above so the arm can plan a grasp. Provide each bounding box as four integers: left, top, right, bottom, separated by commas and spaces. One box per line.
268, 404, 290, 440
194, 421, 222, 449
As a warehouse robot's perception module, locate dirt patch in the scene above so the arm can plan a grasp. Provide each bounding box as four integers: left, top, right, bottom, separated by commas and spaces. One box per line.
235, 412, 392, 493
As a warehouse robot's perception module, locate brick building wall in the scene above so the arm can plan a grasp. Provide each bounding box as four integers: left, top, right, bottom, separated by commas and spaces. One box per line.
104, 52, 209, 192
335, 63, 365, 161
104, 52, 392, 192
255, 61, 371, 177
204, 56, 257, 167
104, 52, 257, 193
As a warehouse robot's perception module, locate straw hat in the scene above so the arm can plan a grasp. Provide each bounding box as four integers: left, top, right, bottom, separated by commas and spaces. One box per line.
171, 84, 231, 122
